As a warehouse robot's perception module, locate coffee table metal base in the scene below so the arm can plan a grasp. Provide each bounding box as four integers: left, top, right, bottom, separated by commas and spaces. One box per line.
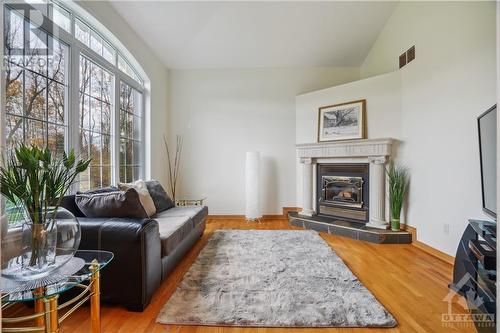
2, 260, 101, 333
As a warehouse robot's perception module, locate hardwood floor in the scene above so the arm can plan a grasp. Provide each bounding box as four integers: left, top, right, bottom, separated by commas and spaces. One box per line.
7, 218, 474, 332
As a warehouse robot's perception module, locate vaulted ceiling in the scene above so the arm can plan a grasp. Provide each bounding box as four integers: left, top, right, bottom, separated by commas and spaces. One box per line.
109, 1, 397, 69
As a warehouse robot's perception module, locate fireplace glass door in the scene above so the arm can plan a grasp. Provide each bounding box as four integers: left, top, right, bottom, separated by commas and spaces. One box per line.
321, 176, 363, 208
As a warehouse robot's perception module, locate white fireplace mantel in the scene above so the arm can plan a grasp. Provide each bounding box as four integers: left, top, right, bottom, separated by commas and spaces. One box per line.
297, 138, 394, 159
297, 138, 396, 229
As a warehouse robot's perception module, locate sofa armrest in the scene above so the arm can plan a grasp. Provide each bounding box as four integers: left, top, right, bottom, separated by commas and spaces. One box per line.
78, 217, 162, 311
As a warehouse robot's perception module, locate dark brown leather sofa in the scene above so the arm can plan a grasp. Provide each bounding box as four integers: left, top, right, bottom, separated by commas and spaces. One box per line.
60, 194, 207, 312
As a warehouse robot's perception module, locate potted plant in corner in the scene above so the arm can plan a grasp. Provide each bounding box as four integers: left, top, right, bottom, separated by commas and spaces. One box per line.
0, 144, 90, 280
387, 162, 409, 231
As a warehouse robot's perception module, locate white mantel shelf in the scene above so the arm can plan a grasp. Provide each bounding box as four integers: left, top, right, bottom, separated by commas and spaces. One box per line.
297, 138, 397, 230
296, 138, 395, 159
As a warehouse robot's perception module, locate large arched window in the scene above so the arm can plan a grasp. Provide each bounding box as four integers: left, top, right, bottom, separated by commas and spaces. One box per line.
3, 1, 146, 190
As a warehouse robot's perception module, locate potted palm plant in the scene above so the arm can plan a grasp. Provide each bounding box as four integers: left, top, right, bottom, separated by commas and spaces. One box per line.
387, 162, 409, 231
0, 144, 90, 279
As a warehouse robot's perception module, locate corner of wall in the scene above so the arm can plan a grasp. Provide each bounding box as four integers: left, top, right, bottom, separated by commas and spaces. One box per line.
298, 1, 496, 257
359, 2, 402, 79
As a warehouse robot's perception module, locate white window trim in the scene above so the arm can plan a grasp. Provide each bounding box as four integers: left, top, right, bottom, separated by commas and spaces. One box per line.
1, 4, 5, 152
3, 1, 148, 189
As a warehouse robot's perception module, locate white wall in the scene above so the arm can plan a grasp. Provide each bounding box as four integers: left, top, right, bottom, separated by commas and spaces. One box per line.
296, 71, 401, 144
295, 72, 402, 209
378, 1, 495, 256
76, 1, 170, 186
295, 1, 496, 256
168, 67, 359, 215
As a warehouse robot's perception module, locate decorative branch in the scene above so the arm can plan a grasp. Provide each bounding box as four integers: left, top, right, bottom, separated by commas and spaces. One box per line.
163, 135, 183, 202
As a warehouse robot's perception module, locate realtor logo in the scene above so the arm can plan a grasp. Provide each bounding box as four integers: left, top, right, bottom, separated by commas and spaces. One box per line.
4, 2, 57, 70
442, 272, 495, 329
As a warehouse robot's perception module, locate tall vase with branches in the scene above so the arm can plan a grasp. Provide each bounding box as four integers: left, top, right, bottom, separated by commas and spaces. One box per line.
387, 162, 409, 231
0, 144, 90, 275
163, 135, 183, 202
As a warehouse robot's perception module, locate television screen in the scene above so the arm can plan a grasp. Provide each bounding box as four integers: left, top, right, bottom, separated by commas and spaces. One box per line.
478, 105, 497, 219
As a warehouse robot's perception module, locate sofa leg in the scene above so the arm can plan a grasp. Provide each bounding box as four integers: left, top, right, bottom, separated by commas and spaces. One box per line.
125, 303, 147, 312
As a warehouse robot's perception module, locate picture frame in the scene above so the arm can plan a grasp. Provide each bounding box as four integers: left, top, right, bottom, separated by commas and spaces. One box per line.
317, 99, 366, 142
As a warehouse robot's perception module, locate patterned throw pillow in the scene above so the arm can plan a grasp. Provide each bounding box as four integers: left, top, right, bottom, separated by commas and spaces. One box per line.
118, 180, 157, 217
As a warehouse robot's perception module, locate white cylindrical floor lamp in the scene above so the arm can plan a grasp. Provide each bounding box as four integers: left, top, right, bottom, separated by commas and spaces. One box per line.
245, 151, 262, 221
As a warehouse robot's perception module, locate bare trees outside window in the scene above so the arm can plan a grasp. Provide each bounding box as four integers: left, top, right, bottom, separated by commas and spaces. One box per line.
3, 2, 145, 191
78, 56, 113, 190
4, 8, 68, 157
119, 82, 142, 183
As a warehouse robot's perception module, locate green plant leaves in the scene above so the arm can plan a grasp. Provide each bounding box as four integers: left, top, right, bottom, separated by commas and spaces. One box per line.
387, 162, 409, 221
0, 144, 92, 223
75, 159, 91, 174
63, 150, 76, 169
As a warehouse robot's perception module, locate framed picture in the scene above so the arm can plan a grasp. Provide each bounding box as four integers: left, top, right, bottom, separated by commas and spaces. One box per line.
317, 99, 366, 142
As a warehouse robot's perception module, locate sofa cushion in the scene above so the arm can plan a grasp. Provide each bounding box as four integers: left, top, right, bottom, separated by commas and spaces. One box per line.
155, 206, 208, 227
59, 195, 85, 217
145, 180, 175, 213
156, 216, 194, 257
118, 180, 156, 217
75, 188, 148, 218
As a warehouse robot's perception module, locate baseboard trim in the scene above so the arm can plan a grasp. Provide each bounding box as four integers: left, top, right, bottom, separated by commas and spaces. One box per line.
207, 207, 302, 221
207, 215, 245, 220
283, 207, 301, 217
402, 224, 455, 266
207, 214, 286, 220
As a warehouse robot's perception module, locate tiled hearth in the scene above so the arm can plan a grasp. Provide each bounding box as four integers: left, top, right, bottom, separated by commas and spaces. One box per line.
288, 212, 412, 244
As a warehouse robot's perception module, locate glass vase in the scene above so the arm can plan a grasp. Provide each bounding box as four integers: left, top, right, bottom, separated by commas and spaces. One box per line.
22, 219, 57, 273
1, 206, 81, 281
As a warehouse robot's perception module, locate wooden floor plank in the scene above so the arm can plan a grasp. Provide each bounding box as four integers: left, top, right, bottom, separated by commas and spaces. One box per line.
3, 218, 474, 332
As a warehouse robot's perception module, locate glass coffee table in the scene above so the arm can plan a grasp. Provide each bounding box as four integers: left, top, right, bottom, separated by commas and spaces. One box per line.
1, 250, 113, 333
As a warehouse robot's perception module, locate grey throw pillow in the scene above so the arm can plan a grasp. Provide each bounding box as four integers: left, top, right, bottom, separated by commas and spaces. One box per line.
145, 180, 175, 213
83, 186, 119, 194
75, 188, 148, 218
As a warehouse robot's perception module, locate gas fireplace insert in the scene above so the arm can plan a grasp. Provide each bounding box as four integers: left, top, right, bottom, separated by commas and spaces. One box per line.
317, 163, 369, 223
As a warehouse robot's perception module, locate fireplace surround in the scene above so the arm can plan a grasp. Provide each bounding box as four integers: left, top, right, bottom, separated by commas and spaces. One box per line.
297, 138, 395, 229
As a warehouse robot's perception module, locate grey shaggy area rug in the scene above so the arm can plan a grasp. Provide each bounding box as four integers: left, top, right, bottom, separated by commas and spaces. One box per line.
157, 230, 397, 328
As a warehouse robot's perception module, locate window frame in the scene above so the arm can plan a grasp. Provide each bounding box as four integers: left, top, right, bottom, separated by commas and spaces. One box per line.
4, 8, 70, 155
77, 54, 116, 189
3, 1, 146, 190
118, 81, 144, 183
